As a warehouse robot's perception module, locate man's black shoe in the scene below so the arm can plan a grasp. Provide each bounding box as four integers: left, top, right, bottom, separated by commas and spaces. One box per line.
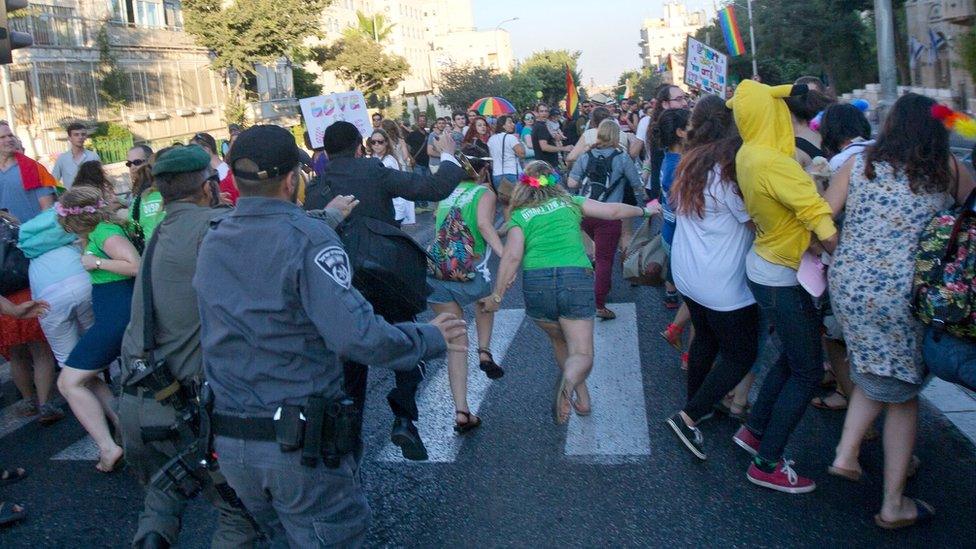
135, 532, 171, 549
391, 417, 428, 461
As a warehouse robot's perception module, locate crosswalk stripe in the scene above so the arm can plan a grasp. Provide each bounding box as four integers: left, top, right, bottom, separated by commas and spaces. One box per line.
52, 436, 98, 460
564, 303, 651, 463
377, 308, 525, 463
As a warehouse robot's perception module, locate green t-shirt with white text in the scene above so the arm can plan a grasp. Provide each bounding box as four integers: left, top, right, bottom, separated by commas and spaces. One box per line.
508, 195, 591, 271
128, 189, 165, 239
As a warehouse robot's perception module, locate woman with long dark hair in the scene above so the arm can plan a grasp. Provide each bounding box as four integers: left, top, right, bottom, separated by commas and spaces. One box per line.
826, 93, 975, 528
664, 96, 757, 460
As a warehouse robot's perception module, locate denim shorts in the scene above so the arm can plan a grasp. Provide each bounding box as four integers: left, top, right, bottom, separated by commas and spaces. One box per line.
522, 267, 595, 322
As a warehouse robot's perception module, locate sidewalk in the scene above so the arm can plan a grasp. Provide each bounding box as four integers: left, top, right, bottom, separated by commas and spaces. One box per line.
922, 378, 976, 447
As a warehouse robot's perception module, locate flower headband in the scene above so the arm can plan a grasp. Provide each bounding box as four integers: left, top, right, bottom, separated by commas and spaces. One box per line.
931, 104, 976, 140
519, 172, 560, 188
54, 200, 106, 217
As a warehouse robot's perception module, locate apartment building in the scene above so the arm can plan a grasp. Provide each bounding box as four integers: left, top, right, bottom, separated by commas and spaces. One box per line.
638, 2, 706, 87
904, 0, 976, 110
4, 0, 295, 160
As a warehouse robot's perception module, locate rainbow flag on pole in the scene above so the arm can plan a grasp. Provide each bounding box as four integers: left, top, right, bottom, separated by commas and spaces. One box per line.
565, 65, 579, 118
718, 5, 746, 57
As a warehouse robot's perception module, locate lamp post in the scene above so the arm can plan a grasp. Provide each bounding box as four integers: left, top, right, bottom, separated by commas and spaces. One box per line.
494, 17, 518, 73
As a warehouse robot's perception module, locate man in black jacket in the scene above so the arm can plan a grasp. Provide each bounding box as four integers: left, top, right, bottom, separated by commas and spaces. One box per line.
304, 121, 465, 460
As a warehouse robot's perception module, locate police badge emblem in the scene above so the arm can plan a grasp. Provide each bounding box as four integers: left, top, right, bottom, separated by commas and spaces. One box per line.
314, 246, 352, 289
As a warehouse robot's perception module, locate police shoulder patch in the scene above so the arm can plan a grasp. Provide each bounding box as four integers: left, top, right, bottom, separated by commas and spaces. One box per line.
314, 246, 352, 289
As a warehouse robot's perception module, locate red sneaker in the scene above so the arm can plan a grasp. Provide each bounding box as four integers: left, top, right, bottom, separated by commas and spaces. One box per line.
747, 460, 817, 494
732, 425, 760, 456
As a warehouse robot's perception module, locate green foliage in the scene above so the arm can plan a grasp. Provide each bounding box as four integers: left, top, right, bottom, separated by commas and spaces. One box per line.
615, 68, 664, 100
506, 70, 545, 111
96, 26, 129, 113
182, 0, 332, 79
436, 65, 511, 112
694, 0, 880, 93
224, 93, 248, 127
958, 28, 976, 84
292, 65, 322, 100
520, 50, 582, 106
425, 102, 437, 120
90, 121, 132, 140
314, 34, 409, 108
344, 10, 396, 42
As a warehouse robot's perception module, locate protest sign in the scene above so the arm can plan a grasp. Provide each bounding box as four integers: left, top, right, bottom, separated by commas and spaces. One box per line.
299, 91, 371, 149
684, 37, 728, 96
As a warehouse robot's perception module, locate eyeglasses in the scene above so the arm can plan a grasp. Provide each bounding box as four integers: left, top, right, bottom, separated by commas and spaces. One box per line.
370, 139, 386, 145
125, 159, 146, 168
669, 94, 689, 103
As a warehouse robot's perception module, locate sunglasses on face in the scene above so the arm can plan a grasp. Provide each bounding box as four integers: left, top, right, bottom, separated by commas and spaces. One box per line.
125, 158, 146, 168
370, 139, 386, 145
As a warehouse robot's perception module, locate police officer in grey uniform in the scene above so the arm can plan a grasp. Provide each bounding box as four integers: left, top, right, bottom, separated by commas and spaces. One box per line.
118, 145, 260, 549
194, 125, 467, 547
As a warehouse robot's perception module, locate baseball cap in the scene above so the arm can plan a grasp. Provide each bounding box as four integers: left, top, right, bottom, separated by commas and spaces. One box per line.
226, 125, 300, 180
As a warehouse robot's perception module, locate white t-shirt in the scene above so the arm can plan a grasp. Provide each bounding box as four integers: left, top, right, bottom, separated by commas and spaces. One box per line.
487, 132, 521, 176
217, 161, 230, 180
828, 139, 874, 173
672, 167, 756, 311
381, 154, 415, 225
635, 116, 651, 145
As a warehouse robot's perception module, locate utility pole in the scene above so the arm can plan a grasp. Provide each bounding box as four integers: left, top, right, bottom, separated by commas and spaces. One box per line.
874, 0, 898, 110
746, 0, 758, 78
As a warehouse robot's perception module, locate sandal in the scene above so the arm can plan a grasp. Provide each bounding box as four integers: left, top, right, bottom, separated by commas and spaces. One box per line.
874, 498, 935, 530
572, 385, 592, 416
661, 323, 682, 350
553, 377, 572, 425
478, 348, 505, 380
0, 502, 26, 527
596, 307, 616, 321
812, 390, 848, 411
0, 468, 27, 487
453, 411, 482, 434
827, 464, 863, 482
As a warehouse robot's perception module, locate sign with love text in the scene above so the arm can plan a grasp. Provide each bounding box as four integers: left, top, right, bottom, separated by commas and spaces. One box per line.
299, 91, 371, 149
684, 37, 728, 97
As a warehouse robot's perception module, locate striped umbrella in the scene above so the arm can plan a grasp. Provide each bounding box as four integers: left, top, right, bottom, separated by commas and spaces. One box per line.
469, 96, 517, 117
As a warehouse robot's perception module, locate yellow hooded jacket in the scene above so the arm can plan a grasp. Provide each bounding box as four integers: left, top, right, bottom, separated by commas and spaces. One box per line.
726, 80, 836, 269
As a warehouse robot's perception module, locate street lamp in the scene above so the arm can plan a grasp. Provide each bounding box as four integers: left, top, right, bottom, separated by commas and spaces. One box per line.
493, 17, 518, 73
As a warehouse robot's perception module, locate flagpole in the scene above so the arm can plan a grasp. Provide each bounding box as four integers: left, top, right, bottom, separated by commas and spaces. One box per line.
746, 0, 758, 77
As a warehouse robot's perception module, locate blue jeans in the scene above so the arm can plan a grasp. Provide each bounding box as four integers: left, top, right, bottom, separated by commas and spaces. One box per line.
745, 281, 823, 463
924, 327, 976, 391
522, 267, 595, 322
492, 174, 517, 186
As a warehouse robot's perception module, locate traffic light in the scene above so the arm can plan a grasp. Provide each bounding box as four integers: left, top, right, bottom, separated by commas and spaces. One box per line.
0, 0, 32, 65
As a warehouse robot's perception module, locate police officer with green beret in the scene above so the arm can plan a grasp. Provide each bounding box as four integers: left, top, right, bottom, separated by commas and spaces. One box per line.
193, 125, 467, 546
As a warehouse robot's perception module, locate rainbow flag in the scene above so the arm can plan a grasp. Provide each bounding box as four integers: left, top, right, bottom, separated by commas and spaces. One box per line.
718, 5, 747, 57
565, 65, 579, 118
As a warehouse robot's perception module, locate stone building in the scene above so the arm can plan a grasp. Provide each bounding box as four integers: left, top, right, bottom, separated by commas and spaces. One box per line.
3, 0, 296, 162
904, 0, 976, 110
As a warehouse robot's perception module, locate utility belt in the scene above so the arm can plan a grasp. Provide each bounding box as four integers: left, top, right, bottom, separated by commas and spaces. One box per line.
213, 396, 361, 469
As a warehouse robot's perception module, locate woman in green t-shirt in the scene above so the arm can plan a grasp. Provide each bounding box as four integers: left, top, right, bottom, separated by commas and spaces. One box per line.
56, 186, 141, 473
483, 161, 659, 425
427, 147, 505, 434
127, 145, 166, 240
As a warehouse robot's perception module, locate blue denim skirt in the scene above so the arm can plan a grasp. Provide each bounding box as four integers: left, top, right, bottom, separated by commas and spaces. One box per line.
522, 267, 595, 322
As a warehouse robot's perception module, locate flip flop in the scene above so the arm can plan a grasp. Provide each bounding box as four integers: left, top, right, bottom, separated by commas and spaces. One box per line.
812, 391, 848, 411
478, 349, 505, 380
0, 502, 26, 527
453, 411, 482, 435
0, 468, 27, 487
874, 498, 935, 530
553, 377, 571, 425
827, 465, 863, 482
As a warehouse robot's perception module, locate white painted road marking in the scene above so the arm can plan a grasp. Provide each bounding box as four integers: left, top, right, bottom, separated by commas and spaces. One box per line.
52, 436, 99, 460
378, 308, 524, 463
565, 303, 651, 463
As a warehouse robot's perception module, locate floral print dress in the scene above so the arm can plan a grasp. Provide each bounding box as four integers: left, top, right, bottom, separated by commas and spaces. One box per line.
829, 155, 953, 387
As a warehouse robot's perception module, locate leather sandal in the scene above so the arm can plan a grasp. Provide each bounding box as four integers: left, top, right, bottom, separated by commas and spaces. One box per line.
478, 348, 505, 380
596, 307, 616, 320
453, 411, 482, 434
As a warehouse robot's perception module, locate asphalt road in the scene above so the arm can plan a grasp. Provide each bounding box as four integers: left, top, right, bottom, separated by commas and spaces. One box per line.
1, 211, 974, 548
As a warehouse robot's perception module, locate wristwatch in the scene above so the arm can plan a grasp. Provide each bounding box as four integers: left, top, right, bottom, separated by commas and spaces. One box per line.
490, 293, 502, 304
94, 258, 102, 270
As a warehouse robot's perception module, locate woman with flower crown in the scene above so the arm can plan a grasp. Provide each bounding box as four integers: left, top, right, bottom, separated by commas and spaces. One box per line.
482, 161, 658, 424
56, 186, 141, 473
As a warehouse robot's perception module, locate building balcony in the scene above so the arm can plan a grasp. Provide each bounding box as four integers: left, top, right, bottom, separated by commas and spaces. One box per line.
942, 0, 976, 23
106, 22, 201, 50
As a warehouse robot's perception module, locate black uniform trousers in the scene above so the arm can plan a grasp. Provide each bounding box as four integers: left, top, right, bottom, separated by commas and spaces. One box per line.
343, 311, 422, 421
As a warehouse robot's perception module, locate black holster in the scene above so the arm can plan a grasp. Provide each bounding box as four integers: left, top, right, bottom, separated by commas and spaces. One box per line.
277, 396, 361, 469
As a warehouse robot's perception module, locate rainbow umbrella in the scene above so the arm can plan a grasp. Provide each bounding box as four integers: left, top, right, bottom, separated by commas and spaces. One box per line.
469, 96, 517, 116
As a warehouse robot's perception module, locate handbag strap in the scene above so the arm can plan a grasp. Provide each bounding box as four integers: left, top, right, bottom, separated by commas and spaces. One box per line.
141, 228, 162, 357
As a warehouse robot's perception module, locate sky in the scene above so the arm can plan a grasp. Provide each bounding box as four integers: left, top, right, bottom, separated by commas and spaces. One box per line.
472, 0, 713, 88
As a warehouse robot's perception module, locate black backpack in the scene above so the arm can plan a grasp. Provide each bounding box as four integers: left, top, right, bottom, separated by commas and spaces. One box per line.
0, 214, 30, 295
579, 150, 623, 202
304, 172, 431, 320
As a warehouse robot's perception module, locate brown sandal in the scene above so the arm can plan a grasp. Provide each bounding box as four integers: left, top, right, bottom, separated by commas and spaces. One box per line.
812, 390, 848, 411
453, 411, 482, 434
596, 307, 616, 321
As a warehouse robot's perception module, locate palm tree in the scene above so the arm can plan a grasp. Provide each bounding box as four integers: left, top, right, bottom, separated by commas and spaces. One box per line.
343, 10, 395, 43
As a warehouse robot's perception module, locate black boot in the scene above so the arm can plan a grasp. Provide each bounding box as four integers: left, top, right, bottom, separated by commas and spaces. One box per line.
134, 532, 170, 549
390, 417, 428, 461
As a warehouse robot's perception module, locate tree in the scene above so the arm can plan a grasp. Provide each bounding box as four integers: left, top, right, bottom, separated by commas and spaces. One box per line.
436, 64, 510, 112
292, 65, 322, 100
314, 34, 409, 108
506, 70, 545, 111
96, 25, 129, 113
343, 10, 396, 42
182, 0, 332, 120
519, 50, 582, 106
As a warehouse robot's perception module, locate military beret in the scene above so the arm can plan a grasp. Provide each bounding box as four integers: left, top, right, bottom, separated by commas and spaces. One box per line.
151, 144, 211, 176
